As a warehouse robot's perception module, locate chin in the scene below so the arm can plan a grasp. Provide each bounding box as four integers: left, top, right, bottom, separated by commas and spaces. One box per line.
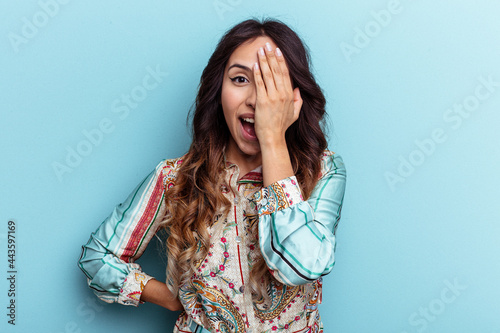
241, 147, 261, 158
237, 142, 261, 157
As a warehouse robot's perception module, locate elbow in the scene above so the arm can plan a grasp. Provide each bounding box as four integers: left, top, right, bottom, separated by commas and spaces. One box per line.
78, 244, 103, 280
78, 246, 94, 279
78, 232, 112, 280
269, 253, 336, 287
272, 269, 324, 287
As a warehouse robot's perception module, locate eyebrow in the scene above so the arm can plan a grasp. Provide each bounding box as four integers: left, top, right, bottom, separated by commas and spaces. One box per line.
227, 63, 252, 72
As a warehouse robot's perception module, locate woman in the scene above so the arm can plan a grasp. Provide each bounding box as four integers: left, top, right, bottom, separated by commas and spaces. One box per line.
79, 18, 346, 333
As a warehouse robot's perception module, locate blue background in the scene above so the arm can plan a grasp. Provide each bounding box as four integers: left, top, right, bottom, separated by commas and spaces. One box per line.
1, 0, 499, 332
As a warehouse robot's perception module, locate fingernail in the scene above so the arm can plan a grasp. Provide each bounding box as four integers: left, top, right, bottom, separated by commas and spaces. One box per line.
254, 62, 259, 70
259, 47, 265, 56
276, 48, 282, 57
265, 42, 272, 52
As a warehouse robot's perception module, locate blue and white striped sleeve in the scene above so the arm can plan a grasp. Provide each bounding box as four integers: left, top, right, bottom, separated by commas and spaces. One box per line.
254, 152, 346, 286
78, 160, 168, 306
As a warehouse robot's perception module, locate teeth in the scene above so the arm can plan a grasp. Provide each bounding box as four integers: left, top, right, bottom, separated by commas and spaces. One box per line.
242, 118, 255, 124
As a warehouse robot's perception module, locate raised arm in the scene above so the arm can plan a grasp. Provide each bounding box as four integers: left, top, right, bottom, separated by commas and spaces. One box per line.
255, 152, 346, 285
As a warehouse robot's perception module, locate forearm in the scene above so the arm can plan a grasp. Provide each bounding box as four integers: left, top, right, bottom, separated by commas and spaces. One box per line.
140, 279, 183, 311
260, 138, 295, 187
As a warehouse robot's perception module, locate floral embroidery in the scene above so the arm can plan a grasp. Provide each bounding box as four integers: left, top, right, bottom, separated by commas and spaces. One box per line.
198, 232, 242, 298
117, 270, 154, 306
190, 279, 246, 333
254, 282, 300, 321
254, 176, 303, 216
162, 156, 183, 191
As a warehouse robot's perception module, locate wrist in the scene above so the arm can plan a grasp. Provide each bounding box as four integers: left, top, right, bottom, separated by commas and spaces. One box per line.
260, 140, 295, 187
259, 135, 287, 152
141, 279, 183, 311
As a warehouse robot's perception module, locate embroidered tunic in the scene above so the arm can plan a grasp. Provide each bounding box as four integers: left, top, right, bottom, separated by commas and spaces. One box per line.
78, 150, 346, 332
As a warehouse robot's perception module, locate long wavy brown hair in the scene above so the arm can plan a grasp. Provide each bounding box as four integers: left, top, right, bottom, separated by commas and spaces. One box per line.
160, 18, 328, 301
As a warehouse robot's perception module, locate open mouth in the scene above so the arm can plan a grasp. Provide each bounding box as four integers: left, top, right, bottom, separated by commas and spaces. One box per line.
240, 117, 256, 138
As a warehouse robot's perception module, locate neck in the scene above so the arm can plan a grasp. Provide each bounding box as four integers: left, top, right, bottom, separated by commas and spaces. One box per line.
225, 143, 262, 178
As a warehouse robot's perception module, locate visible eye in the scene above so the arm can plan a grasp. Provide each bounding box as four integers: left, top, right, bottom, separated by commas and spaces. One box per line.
230, 76, 249, 84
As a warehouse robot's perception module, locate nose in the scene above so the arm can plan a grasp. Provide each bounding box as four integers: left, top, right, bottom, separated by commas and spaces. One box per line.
246, 83, 257, 110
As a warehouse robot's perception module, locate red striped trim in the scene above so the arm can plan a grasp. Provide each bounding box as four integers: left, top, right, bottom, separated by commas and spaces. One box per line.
238, 171, 262, 183
120, 173, 164, 262
227, 174, 245, 286
234, 205, 244, 285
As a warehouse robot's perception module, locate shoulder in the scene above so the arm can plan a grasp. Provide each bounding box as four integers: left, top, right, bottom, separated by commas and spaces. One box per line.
319, 149, 346, 179
154, 154, 186, 191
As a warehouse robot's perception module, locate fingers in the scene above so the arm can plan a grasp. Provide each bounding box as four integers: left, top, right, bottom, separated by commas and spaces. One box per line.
256, 44, 276, 93
253, 61, 266, 99
252, 42, 302, 141
257, 43, 291, 97
276, 48, 294, 93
